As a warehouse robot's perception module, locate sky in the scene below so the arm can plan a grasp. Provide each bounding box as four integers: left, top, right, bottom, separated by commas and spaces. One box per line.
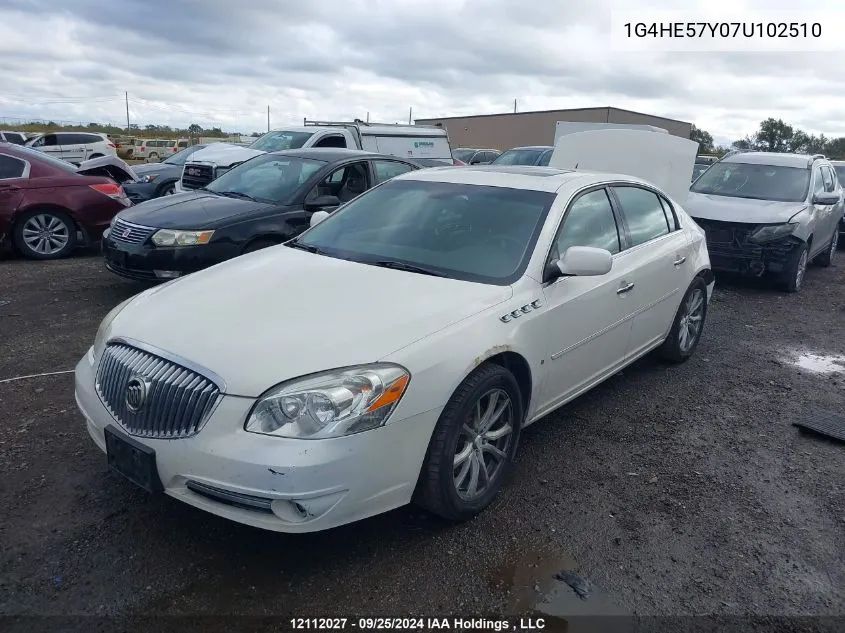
0, 0, 843, 147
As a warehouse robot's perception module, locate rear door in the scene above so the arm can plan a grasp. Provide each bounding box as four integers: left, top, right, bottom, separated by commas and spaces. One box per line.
0, 153, 27, 214
57, 133, 85, 162
609, 184, 693, 357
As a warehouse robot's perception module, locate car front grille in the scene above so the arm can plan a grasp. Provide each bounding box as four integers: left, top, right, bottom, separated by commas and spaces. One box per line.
181, 163, 215, 190
694, 217, 798, 271
111, 218, 155, 245
95, 343, 221, 439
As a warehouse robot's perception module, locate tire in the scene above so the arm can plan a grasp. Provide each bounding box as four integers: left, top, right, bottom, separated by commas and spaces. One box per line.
813, 230, 837, 267
780, 243, 809, 293
13, 210, 77, 260
658, 276, 708, 363
157, 181, 177, 197
415, 363, 523, 522
242, 238, 278, 254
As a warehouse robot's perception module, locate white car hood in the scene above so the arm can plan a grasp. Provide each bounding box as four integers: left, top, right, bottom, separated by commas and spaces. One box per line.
107, 247, 513, 396
685, 192, 806, 224
186, 143, 265, 166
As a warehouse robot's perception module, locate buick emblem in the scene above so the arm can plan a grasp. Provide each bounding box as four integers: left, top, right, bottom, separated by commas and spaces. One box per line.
125, 375, 150, 413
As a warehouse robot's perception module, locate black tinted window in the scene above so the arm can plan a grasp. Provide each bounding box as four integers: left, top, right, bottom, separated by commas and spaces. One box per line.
0, 154, 26, 179
554, 188, 620, 256
613, 186, 670, 246
82, 133, 103, 144
372, 160, 416, 184
537, 150, 552, 166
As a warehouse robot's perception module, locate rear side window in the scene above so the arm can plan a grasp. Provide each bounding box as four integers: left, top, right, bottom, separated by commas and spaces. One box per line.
553, 188, 621, 256
83, 133, 104, 144
0, 154, 26, 179
372, 160, 416, 184
537, 150, 553, 166
613, 186, 671, 246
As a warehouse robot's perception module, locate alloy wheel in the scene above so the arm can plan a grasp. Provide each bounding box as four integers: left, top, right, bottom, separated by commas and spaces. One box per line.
453, 388, 514, 501
21, 214, 70, 256
678, 288, 705, 353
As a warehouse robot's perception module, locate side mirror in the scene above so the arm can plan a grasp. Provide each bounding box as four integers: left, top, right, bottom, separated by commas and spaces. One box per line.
552, 246, 613, 279
813, 191, 840, 205
309, 210, 331, 227
304, 195, 340, 211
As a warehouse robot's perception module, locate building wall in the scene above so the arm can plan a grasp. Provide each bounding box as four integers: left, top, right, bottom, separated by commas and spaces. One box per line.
415, 107, 692, 151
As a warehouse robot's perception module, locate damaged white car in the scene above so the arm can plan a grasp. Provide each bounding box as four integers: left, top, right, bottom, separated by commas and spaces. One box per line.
74, 129, 713, 532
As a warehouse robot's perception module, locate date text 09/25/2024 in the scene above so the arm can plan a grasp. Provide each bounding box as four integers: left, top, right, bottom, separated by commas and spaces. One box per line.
290, 618, 548, 631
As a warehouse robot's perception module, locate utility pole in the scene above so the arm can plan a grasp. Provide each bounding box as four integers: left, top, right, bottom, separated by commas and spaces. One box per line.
366, 111, 370, 123
267, 105, 270, 132
514, 99, 517, 113
408, 106, 412, 125
125, 91, 130, 131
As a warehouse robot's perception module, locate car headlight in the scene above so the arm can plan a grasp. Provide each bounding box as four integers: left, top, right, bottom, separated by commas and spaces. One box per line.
151, 229, 215, 247
92, 297, 133, 360
136, 174, 159, 183
245, 364, 411, 439
749, 222, 797, 244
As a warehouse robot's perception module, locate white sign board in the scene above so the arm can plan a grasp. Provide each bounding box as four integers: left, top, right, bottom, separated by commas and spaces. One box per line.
548, 128, 698, 204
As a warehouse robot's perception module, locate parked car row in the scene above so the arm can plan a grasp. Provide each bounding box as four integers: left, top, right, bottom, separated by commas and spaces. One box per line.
74, 128, 716, 534
453, 145, 554, 167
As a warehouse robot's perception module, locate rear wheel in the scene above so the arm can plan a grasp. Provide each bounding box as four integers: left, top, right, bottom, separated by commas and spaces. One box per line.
415, 363, 523, 522
658, 277, 708, 363
780, 243, 809, 292
13, 210, 77, 260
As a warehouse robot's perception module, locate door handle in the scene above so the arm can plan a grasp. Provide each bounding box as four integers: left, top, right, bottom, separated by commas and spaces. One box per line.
617, 282, 635, 295
674, 256, 687, 266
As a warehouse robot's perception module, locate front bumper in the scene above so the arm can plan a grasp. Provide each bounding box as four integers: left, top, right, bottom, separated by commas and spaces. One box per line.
74, 349, 440, 532
102, 235, 239, 281
123, 182, 159, 205
694, 219, 801, 276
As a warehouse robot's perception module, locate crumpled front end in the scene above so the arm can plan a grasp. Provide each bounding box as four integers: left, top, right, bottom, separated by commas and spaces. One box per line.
694, 218, 801, 277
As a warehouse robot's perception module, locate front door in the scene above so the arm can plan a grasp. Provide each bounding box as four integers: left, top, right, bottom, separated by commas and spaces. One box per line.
57, 134, 85, 163
610, 184, 692, 356
32, 134, 62, 160
535, 187, 638, 415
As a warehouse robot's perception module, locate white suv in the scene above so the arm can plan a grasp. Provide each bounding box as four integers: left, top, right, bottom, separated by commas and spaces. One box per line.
25, 132, 117, 164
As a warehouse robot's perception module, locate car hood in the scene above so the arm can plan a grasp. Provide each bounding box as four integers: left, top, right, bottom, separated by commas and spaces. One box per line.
116, 191, 278, 229
185, 143, 265, 166
107, 247, 513, 396
130, 162, 180, 177
77, 155, 139, 183
685, 192, 806, 224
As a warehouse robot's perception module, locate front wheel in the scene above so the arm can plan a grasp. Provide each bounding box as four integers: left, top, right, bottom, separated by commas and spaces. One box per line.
658, 277, 708, 363
158, 181, 176, 196
415, 363, 523, 522
780, 243, 809, 292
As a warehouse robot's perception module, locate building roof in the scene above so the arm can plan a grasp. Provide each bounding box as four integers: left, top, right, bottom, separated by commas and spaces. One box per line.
415, 106, 691, 126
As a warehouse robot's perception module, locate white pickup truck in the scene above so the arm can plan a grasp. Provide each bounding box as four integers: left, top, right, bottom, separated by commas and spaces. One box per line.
176, 120, 455, 192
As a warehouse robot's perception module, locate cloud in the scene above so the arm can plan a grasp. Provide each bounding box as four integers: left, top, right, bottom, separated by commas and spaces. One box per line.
0, 0, 843, 141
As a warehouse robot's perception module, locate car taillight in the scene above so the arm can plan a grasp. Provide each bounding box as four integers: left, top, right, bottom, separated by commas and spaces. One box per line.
108, 143, 116, 148
89, 183, 126, 199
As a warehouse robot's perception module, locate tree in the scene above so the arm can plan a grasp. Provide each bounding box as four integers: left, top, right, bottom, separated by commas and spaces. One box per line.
187, 123, 203, 135
825, 137, 845, 159
754, 118, 794, 153
690, 124, 715, 154
732, 136, 756, 151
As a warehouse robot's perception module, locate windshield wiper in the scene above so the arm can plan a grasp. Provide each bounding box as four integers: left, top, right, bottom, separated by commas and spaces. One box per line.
367, 259, 446, 277
215, 190, 259, 202
286, 240, 321, 254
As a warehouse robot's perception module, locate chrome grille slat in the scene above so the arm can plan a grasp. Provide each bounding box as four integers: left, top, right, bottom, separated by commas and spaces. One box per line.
111, 219, 156, 245
95, 343, 220, 439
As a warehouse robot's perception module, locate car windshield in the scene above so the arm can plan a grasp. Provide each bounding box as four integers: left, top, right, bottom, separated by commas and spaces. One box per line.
13, 145, 79, 173
690, 162, 810, 203
205, 154, 325, 204
248, 131, 315, 152
294, 179, 556, 285
164, 145, 205, 165
492, 149, 544, 166
452, 149, 475, 162
692, 164, 709, 181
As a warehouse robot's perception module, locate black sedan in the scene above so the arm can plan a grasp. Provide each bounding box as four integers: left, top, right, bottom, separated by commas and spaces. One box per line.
102, 148, 422, 281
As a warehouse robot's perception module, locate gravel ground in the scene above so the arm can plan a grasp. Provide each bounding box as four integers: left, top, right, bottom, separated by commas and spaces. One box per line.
0, 250, 843, 631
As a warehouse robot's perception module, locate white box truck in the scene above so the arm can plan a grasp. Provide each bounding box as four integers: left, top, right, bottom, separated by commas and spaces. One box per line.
176, 120, 454, 192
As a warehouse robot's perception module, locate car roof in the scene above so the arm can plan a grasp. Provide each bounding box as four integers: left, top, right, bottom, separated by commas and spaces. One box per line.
265, 147, 418, 163
501, 146, 555, 152
721, 151, 820, 168
398, 164, 652, 193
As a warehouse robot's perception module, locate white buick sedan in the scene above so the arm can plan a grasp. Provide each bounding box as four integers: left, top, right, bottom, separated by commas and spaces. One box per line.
75, 162, 713, 533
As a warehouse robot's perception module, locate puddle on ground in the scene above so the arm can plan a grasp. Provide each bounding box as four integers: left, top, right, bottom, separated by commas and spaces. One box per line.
490, 547, 632, 633
785, 352, 845, 374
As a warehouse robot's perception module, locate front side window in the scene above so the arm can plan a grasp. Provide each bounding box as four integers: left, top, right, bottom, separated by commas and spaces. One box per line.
372, 160, 416, 184
552, 188, 621, 259
248, 130, 314, 152
821, 166, 835, 192
206, 154, 326, 204
813, 166, 825, 194
613, 186, 670, 247
452, 149, 475, 162
0, 154, 27, 179
307, 161, 370, 203
691, 162, 810, 203
296, 179, 556, 285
